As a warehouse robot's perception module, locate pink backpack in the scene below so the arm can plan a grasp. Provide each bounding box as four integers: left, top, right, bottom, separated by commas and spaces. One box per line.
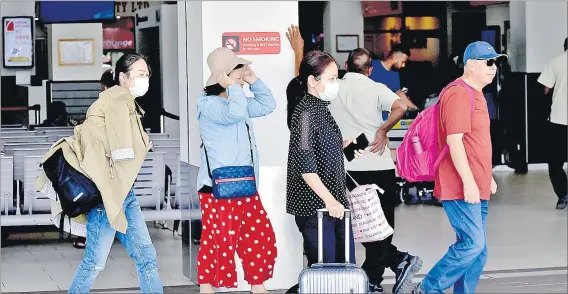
396, 79, 475, 183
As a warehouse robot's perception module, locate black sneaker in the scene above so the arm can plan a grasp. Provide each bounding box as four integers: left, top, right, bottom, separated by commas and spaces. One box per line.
556, 195, 568, 210
393, 254, 423, 294
369, 283, 384, 293
404, 193, 421, 205
422, 194, 443, 207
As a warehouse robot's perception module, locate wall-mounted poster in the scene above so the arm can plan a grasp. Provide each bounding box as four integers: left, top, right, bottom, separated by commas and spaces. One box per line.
2, 16, 34, 68
58, 39, 95, 66
336, 35, 360, 53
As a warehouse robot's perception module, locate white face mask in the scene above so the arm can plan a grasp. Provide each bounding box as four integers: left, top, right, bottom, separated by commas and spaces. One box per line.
129, 77, 150, 98
318, 81, 340, 101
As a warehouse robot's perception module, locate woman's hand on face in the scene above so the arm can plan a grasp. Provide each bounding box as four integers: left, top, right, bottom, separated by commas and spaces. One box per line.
217, 72, 236, 88
243, 67, 258, 85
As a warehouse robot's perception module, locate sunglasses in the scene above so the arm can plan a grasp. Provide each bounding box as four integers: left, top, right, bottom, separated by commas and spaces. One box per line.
476, 58, 500, 67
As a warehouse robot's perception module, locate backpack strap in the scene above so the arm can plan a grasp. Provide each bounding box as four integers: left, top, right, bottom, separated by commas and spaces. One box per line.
433, 79, 476, 170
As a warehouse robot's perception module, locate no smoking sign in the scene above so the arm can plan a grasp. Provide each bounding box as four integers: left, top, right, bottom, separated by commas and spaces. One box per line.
223, 36, 240, 51
222, 32, 281, 55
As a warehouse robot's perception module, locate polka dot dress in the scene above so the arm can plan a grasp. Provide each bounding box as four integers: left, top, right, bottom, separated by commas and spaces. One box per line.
197, 192, 277, 288
286, 93, 349, 216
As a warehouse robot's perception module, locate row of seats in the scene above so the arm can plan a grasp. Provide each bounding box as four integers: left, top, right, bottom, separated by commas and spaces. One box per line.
1, 127, 170, 149
0, 127, 187, 227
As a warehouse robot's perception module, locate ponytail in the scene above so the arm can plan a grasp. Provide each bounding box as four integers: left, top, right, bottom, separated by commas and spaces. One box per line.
286, 76, 306, 129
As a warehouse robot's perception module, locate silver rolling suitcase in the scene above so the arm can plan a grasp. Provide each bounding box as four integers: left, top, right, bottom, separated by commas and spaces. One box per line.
298, 208, 369, 293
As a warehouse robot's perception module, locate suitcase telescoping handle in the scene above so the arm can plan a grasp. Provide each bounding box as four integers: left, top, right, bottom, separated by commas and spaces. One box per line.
317, 208, 351, 264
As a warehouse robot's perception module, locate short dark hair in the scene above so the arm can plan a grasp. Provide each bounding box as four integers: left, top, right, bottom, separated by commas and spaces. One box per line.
564, 38, 567, 51
100, 70, 115, 88
114, 53, 151, 86
287, 50, 337, 129
388, 44, 411, 58
203, 64, 245, 96
47, 101, 68, 122
346, 48, 373, 74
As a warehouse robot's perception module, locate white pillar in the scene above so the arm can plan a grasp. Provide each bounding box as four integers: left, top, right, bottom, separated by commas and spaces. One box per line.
509, 1, 567, 73
506, 1, 567, 167
159, 4, 180, 138
177, 1, 303, 291
135, 4, 180, 137
323, 1, 364, 69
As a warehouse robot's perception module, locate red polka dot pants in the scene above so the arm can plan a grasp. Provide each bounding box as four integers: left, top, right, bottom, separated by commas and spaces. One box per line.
197, 192, 277, 288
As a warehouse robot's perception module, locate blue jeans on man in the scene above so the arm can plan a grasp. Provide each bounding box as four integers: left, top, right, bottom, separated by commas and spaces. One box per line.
415, 200, 488, 293
69, 190, 163, 293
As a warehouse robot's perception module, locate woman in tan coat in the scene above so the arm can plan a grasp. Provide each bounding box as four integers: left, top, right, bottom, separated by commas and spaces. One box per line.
68, 53, 163, 293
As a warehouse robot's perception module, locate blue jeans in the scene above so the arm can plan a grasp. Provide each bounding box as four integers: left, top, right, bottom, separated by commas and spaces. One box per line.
295, 214, 356, 265
69, 190, 163, 293
421, 200, 488, 294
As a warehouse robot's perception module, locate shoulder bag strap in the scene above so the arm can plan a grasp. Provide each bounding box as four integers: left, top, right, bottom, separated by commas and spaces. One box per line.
201, 121, 255, 178
244, 122, 254, 167
434, 80, 477, 169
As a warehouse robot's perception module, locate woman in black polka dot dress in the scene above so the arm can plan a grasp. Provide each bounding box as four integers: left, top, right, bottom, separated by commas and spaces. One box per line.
286, 51, 358, 267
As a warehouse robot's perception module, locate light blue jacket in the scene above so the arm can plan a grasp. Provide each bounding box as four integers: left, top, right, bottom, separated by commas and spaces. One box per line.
196, 79, 276, 189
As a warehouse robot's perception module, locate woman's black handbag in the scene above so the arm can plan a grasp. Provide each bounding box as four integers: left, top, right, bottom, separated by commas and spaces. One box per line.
42, 148, 102, 237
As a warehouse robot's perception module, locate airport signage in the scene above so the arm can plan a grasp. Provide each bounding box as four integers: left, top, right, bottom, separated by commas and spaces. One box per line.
2, 16, 34, 68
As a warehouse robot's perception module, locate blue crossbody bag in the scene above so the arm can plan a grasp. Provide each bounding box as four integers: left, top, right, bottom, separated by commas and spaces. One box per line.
202, 123, 257, 199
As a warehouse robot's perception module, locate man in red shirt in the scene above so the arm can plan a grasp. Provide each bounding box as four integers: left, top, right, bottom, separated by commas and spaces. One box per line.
413, 41, 503, 294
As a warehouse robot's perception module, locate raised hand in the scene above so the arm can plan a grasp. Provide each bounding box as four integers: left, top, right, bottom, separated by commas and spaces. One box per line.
243, 66, 258, 85
217, 72, 236, 88
286, 24, 304, 53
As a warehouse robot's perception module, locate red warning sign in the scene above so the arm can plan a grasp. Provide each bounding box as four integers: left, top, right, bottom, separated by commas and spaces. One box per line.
222, 32, 281, 55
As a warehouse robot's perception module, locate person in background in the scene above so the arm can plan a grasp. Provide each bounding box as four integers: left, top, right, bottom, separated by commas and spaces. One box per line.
286, 24, 307, 132
329, 48, 422, 294
286, 50, 358, 286
286, 24, 304, 77
39, 101, 79, 128
537, 38, 568, 210
69, 53, 163, 293
369, 45, 418, 111
100, 69, 114, 91
196, 47, 277, 294
369, 45, 421, 205
412, 41, 502, 294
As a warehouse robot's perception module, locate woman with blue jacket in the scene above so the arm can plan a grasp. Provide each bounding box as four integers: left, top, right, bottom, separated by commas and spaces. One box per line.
196, 47, 278, 294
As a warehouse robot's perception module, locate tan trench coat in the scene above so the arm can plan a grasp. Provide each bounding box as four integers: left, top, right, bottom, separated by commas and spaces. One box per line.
35, 86, 149, 234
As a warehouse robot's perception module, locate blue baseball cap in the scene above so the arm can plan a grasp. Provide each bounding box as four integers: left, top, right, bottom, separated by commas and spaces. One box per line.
463, 41, 507, 64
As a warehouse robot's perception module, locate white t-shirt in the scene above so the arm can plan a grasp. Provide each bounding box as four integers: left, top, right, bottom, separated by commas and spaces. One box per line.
537, 51, 567, 125
329, 72, 400, 171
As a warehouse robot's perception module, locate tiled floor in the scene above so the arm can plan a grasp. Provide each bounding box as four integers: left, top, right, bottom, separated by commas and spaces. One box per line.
2, 270, 567, 293
1, 170, 567, 293
1, 225, 192, 293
